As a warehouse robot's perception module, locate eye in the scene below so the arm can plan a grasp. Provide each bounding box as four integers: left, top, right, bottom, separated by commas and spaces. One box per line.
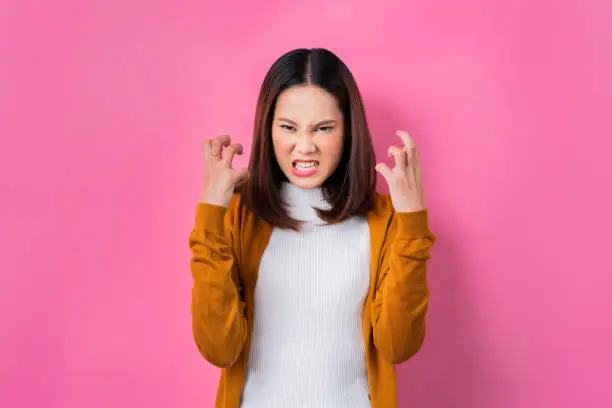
280, 124, 296, 131
315, 126, 334, 133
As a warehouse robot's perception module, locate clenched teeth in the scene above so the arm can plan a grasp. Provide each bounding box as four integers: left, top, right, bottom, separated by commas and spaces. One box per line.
293, 161, 319, 170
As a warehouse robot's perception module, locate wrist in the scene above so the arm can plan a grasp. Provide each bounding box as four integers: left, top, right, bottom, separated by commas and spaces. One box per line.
200, 189, 231, 208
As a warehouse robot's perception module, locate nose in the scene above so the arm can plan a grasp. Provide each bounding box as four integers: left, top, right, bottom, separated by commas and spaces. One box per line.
295, 130, 316, 154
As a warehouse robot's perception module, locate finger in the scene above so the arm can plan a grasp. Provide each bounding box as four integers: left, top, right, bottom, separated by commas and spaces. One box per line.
404, 145, 419, 187
210, 139, 222, 159
210, 135, 231, 159
388, 146, 406, 169
203, 140, 212, 157
222, 143, 244, 165
411, 147, 421, 179
404, 143, 417, 166
215, 134, 231, 147
375, 162, 392, 180
397, 130, 416, 150
413, 148, 424, 201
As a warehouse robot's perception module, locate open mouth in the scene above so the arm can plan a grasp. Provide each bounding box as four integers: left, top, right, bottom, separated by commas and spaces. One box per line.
292, 161, 319, 170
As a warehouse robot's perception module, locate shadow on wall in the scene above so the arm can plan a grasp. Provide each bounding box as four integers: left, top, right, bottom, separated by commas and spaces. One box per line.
365, 97, 496, 408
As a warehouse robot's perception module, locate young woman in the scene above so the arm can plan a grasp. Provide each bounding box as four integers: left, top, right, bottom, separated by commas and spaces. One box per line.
189, 48, 436, 408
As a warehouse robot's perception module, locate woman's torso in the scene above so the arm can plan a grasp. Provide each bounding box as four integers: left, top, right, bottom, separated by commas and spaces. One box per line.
240, 183, 372, 407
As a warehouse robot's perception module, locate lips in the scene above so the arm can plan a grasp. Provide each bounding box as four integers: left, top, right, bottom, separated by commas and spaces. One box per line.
291, 160, 319, 177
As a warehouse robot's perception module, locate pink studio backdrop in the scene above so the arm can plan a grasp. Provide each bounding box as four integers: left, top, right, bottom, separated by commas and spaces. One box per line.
1, 1, 611, 407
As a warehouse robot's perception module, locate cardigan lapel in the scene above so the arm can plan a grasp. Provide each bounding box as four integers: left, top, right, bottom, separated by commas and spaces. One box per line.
363, 194, 394, 345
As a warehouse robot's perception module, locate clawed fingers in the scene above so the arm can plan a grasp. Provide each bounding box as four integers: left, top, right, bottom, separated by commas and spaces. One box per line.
396, 130, 415, 150
376, 130, 427, 211
397, 129, 419, 171
204, 135, 233, 160
388, 145, 406, 169
211, 135, 231, 158
222, 143, 244, 165
215, 134, 231, 147
375, 162, 393, 180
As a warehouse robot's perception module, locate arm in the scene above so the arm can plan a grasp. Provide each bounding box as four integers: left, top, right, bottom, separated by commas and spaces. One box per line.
371, 209, 436, 364
188, 201, 247, 368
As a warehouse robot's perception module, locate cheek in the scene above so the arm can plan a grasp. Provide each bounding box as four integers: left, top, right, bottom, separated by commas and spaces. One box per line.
272, 134, 294, 159
318, 133, 344, 160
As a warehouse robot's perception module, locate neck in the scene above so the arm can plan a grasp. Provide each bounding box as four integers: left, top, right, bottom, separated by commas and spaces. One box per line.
281, 182, 330, 223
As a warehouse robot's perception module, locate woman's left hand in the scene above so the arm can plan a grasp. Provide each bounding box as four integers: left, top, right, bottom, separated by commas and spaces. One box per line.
375, 130, 426, 213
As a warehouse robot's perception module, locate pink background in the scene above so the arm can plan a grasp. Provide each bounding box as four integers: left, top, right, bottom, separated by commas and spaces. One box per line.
1, 0, 611, 407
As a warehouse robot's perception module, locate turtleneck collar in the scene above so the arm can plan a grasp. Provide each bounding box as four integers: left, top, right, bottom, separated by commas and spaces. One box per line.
280, 182, 331, 224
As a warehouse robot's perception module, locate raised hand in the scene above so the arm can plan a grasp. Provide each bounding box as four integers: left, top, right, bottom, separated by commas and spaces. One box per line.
200, 135, 249, 208
375, 130, 426, 213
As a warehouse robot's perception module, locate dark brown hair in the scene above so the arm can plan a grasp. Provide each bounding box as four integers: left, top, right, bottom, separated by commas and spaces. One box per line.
237, 48, 377, 230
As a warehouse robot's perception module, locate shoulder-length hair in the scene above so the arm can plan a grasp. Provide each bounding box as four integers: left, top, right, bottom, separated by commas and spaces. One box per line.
237, 48, 377, 230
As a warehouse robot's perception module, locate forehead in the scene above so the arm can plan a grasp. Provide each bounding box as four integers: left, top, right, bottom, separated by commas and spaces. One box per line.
274, 84, 342, 120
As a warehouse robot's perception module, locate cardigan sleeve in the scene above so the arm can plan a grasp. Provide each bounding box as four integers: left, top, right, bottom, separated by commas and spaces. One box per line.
370, 209, 436, 364
188, 200, 247, 368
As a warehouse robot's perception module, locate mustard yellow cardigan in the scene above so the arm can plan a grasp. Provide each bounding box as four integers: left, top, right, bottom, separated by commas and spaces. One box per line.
188, 193, 436, 407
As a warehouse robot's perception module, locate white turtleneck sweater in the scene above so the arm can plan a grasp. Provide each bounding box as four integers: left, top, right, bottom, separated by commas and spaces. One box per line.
239, 183, 372, 408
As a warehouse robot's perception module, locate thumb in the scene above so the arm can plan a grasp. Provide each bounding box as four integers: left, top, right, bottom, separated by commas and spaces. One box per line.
375, 162, 392, 181
232, 168, 250, 185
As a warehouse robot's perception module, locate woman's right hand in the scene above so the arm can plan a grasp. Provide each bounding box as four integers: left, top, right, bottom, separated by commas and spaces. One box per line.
200, 135, 249, 208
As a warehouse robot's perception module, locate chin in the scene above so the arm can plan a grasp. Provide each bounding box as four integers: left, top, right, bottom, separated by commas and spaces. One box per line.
286, 173, 327, 189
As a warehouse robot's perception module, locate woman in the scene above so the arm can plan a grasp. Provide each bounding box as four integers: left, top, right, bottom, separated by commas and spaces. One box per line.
189, 48, 436, 408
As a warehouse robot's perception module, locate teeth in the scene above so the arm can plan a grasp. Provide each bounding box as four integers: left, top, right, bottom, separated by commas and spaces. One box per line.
294, 161, 319, 170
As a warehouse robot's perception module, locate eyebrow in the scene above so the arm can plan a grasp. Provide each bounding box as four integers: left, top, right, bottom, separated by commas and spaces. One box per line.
277, 118, 337, 127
